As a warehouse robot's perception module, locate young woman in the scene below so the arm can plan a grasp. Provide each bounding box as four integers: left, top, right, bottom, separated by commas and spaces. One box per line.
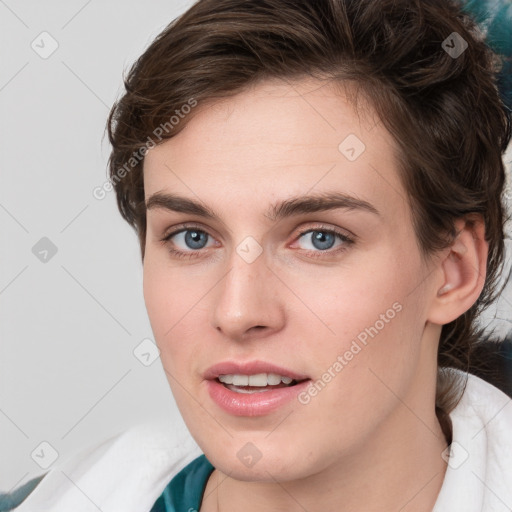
3, 0, 512, 510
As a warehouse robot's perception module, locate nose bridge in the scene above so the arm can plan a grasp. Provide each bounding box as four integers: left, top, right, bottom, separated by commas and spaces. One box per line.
212, 241, 284, 338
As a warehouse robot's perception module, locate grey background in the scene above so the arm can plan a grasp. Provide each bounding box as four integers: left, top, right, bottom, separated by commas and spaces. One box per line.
1, 0, 511, 493
0, 0, 196, 492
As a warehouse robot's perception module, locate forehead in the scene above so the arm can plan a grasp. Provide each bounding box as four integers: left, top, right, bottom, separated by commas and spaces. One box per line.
142, 78, 408, 223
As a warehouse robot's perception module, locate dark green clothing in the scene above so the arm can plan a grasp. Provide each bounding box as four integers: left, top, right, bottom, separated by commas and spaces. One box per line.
150, 455, 214, 512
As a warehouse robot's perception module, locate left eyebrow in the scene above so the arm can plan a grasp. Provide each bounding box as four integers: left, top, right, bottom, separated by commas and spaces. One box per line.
145, 191, 380, 221
266, 192, 380, 222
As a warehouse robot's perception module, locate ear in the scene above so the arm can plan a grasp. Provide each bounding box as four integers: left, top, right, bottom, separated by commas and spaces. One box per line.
427, 216, 488, 325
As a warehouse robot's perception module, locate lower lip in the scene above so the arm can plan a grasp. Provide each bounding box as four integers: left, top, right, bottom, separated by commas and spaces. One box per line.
206, 379, 311, 416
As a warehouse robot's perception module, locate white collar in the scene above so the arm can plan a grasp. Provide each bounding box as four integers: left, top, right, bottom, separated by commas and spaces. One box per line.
14, 419, 203, 512
433, 371, 512, 511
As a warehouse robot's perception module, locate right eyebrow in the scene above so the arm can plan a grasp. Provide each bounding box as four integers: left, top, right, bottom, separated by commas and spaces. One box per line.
145, 192, 219, 220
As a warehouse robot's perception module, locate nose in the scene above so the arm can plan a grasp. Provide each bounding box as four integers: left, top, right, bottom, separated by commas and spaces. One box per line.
211, 245, 286, 342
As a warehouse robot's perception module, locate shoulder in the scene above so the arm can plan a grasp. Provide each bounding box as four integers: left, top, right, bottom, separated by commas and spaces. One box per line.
449, 368, 512, 443
434, 369, 512, 511
2, 419, 202, 512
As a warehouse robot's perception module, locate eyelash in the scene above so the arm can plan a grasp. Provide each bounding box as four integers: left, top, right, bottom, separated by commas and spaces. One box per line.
159, 223, 355, 260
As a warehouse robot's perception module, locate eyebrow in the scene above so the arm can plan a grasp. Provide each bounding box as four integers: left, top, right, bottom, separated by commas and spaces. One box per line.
145, 191, 380, 222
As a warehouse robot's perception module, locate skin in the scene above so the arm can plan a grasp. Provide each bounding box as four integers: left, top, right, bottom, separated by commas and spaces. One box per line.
142, 78, 488, 511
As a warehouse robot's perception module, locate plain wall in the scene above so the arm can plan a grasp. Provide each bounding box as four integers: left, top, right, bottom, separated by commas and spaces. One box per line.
0, 0, 197, 491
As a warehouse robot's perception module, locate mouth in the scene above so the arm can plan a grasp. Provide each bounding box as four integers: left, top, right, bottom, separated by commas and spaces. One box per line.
203, 362, 312, 416
216, 373, 309, 394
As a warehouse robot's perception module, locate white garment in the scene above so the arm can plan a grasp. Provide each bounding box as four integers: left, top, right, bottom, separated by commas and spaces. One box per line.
11, 421, 203, 512
433, 372, 512, 511
11, 371, 512, 512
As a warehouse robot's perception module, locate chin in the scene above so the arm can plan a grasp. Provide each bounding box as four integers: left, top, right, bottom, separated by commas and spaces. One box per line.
200, 435, 322, 483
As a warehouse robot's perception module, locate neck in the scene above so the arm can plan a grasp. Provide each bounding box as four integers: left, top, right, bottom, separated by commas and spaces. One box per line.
201, 407, 448, 512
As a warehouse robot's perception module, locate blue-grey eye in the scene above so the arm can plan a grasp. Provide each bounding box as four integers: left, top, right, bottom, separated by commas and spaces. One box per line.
299, 230, 337, 251
174, 229, 210, 250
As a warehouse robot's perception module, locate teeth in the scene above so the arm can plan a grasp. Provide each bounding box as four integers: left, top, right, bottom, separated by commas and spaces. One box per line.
267, 373, 282, 385
225, 385, 269, 394
248, 373, 267, 386
218, 373, 296, 387
232, 375, 249, 386
219, 374, 234, 384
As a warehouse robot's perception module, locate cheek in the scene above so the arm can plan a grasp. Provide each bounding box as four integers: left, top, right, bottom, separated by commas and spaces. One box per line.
295, 246, 426, 401
298, 246, 420, 347
143, 260, 216, 438
142, 256, 200, 372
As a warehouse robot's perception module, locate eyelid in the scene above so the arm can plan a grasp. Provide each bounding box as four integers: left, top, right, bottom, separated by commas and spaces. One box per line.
290, 222, 356, 242
160, 222, 219, 242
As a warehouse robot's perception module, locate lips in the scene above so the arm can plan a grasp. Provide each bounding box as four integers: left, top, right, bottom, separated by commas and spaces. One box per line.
203, 360, 311, 416
203, 360, 310, 381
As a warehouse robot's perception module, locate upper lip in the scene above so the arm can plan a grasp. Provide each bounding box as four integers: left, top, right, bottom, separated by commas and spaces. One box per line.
203, 360, 310, 381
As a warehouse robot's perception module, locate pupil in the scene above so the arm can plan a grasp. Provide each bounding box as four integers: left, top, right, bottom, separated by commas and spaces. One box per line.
312, 231, 335, 250
185, 230, 207, 249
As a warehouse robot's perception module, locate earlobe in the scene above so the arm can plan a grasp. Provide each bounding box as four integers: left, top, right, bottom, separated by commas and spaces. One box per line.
428, 217, 488, 325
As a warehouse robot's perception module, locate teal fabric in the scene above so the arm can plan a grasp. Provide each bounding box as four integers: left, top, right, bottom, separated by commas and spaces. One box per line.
463, 0, 512, 110
0, 474, 46, 512
150, 454, 215, 512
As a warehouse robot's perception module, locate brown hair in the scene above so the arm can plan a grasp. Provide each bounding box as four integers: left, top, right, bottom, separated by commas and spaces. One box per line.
106, 0, 512, 441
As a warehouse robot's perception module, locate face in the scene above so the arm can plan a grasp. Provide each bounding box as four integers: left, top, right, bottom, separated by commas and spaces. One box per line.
142, 78, 441, 481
